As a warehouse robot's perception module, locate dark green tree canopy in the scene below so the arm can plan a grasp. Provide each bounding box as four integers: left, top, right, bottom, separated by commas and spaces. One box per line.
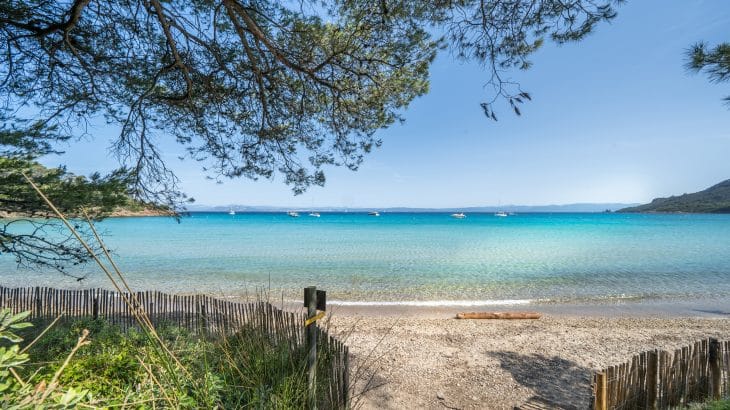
1, 0, 622, 206
1, 115, 134, 274
0, 155, 131, 275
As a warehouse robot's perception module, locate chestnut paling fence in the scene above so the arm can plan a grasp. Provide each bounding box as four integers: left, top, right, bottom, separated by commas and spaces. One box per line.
593, 338, 730, 409
0, 285, 349, 409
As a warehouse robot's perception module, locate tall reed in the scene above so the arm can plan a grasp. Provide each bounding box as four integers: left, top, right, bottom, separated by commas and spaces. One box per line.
22, 172, 198, 406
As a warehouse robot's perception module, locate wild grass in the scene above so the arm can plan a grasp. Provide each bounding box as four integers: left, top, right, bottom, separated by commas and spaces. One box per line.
691, 399, 730, 410
5, 315, 343, 408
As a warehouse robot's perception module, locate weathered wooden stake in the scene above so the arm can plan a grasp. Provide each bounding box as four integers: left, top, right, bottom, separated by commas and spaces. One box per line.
647, 349, 658, 409
709, 338, 721, 400
305, 286, 318, 410
34, 286, 41, 319
92, 297, 99, 320
343, 346, 350, 409
594, 371, 607, 410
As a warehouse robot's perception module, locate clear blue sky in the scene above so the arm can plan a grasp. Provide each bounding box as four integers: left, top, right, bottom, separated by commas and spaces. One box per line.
41, 1, 730, 208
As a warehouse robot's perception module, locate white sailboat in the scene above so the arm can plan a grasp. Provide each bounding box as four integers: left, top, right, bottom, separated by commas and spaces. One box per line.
451, 212, 466, 219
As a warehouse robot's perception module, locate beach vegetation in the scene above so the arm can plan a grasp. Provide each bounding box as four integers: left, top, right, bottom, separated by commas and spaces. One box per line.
692, 399, 730, 410
2, 311, 341, 408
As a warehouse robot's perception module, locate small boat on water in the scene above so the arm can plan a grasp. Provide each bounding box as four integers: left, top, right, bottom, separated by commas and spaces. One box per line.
368, 211, 380, 216
451, 212, 466, 219
494, 211, 508, 217
309, 212, 321, 217
228, 209, 236, 215
287, 211, 300, 217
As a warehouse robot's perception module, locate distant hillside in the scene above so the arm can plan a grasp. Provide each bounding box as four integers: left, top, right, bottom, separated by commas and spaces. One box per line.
619, 180, 730, 213
0, 198, 171, 218
109, 199, 173, 217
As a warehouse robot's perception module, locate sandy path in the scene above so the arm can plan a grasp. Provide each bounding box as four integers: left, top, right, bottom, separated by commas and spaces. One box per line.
327, 314, 730, 409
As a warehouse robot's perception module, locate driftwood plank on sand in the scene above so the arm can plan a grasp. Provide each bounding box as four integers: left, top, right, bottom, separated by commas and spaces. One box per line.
455, 312, 542, 320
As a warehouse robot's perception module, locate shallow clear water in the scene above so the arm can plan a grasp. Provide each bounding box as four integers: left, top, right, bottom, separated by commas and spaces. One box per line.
1, 212, 730, 304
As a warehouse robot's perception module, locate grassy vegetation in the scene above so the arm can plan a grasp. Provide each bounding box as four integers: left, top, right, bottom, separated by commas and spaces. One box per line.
692, 399, 730, 410
2, 312, 340, 408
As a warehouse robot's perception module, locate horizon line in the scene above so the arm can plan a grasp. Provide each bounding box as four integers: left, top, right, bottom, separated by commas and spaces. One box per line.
184, 202, 640, 210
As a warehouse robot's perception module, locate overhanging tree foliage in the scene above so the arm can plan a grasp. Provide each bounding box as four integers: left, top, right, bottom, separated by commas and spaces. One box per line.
1, 0, 622, 200
687, 41, 730, 105
1, 0, 622, 271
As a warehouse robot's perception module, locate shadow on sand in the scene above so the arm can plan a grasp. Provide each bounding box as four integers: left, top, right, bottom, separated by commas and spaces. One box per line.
347, 360, 394, 409
489, 351, 592, 410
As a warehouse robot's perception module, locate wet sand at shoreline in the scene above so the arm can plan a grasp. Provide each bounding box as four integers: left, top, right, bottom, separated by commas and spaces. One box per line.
321, 296, 730, 319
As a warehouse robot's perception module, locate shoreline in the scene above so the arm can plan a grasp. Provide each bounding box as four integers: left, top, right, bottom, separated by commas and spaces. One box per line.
266, 294, 730, 319
1, 279, 727, 319
330, 297, 730, 319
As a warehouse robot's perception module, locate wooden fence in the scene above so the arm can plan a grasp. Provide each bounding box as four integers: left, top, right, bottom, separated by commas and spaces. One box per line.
593, 338, 730, 409
0, 286, 349, 409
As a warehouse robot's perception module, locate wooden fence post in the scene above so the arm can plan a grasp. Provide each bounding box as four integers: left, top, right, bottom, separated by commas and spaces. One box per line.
647, 349, 658, 409
34, 286, 41, 319
709, 338, 721, 400
343, 346, 350, 409
305, 286, 318, 410
594, 371, 607, 410
92, 297, 99, 320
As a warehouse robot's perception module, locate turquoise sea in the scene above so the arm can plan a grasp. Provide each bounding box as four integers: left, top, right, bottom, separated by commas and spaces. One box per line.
1, 212, 730, 305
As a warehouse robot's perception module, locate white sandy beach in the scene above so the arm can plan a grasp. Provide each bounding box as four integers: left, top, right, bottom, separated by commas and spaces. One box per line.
326, 306, 730, 409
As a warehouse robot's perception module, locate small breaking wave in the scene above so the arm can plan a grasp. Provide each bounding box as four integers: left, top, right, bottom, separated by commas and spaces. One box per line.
326, 299, 533, 307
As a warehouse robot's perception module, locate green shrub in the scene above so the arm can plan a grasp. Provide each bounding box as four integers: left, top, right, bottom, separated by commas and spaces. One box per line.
697, 399, 730, 410
0, 309, 91, 407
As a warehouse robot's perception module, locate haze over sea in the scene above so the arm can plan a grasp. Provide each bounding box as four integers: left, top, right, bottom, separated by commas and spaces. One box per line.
2, 212, 730, 307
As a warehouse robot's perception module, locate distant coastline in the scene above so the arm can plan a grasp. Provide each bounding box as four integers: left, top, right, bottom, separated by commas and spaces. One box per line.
0, 204, 637, 220
185, 202, 639, 214
0, 206, 172, 219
